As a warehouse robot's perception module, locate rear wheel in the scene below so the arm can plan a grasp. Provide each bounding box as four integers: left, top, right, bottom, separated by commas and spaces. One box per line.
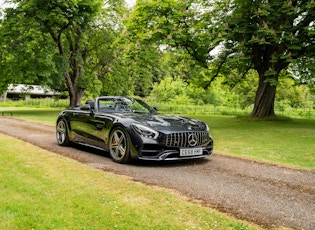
56, 119, 70, 146
109, 127, 131, 163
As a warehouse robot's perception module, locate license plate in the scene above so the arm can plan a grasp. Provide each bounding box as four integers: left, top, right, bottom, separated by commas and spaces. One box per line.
180, 148, 203, 157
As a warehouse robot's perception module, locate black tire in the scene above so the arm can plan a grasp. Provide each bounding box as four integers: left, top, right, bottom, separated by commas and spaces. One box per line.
109, 127, 131, 163
56, 119, 70, 146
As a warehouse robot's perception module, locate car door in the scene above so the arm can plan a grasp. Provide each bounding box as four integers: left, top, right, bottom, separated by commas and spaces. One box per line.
68, 107, 95, 143
74, 98, 117, 150
87, 113, 115, 150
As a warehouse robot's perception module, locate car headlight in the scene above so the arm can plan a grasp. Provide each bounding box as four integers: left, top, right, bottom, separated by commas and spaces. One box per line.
205, 124, 213, 137
132, 124, 159, 139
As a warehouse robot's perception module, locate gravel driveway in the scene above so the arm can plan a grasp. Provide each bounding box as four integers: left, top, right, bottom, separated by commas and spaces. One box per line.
0, 117, 314, 229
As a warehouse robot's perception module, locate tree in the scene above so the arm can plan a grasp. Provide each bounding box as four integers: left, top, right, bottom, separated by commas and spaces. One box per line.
126, 0, 315, 118
227, 0, 314, 117
0, 7, 58, 89
1, 0, 126, 106
122, 40, 165, 97
276, 71, 310, 108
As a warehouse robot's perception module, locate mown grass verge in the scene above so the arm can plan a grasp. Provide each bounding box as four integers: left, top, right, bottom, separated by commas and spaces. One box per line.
0, 134, 260, 230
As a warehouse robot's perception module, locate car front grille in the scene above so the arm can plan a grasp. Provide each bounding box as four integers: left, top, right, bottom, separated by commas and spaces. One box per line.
163, 131, 210, 148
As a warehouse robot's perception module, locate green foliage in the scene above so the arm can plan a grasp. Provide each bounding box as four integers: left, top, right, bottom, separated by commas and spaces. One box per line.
0, 0, 127, 106
0, 99, 68, 108
277, 72, 310, 108
0, 82, 8, 96
0, 13, 58, 86
228, 70, 258, 109
127, 0, 220, 68
80, 73, 103, 101
1, 0, 314, 116
149, 77, 188, 102
148, 71, 314, 117
123, 42, 163, 97
100, 65, 134, 96
289, 56, 315, 86
126, 0, 315, 118
149, 75, 239, 108
225, 0, 315, 116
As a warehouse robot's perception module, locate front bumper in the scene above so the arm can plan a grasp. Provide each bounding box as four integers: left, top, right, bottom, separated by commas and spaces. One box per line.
128, 127, 214, 161
137, 143, 213, 161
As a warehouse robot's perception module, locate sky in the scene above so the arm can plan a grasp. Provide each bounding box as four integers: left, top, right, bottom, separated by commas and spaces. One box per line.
126, 0, 136, 7
0, 0, 11, 9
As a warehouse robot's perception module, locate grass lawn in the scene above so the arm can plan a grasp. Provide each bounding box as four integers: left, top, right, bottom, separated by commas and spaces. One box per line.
0, 134, 260, 230
192, 115, 315, 170
0, 107, 62, 125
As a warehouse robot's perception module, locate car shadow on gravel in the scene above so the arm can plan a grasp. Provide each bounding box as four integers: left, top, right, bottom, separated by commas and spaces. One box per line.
70, 143, 211, 168
132, 158, 211, 168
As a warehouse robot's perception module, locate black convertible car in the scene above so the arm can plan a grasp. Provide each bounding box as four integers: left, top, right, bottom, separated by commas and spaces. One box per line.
56, 96, 213, 163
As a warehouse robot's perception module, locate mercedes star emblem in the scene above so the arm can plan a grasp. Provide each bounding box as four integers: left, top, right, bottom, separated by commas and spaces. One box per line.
188, 133, 198, 147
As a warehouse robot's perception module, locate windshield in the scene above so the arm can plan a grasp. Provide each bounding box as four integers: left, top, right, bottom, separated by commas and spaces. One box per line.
98, 97, 153, 113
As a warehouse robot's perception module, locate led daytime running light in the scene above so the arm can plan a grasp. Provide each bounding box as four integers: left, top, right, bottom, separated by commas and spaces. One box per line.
133, 124, 159, 139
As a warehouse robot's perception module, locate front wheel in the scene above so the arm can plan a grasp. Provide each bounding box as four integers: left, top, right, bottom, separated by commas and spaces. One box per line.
56, 119, 70, 146
109, 127, 131, 163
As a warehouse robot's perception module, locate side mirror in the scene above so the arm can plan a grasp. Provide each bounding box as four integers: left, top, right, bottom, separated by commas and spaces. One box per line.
152, 106, 159, 114
80, 104, 91, 111
80, 104, 95, 115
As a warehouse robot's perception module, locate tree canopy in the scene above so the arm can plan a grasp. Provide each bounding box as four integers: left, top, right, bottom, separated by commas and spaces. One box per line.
126, 0, 315, 117
0, 0, 314, 118
1, 0, 127, 106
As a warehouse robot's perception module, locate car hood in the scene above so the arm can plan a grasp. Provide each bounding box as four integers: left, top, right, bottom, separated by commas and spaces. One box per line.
119, 113, 208, 132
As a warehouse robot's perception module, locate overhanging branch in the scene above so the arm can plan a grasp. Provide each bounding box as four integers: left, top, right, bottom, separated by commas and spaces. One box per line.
203, 52, 231, 89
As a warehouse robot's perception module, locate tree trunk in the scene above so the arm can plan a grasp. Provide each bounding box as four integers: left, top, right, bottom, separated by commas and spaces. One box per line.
68, 87, 85, 107
251, 74, 277, 118
0, 91, 7, 102
65, 72, 85, 107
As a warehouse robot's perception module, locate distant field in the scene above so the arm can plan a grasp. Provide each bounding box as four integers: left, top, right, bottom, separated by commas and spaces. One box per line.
1, 107, 314, 170
0, 107, 62, 125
